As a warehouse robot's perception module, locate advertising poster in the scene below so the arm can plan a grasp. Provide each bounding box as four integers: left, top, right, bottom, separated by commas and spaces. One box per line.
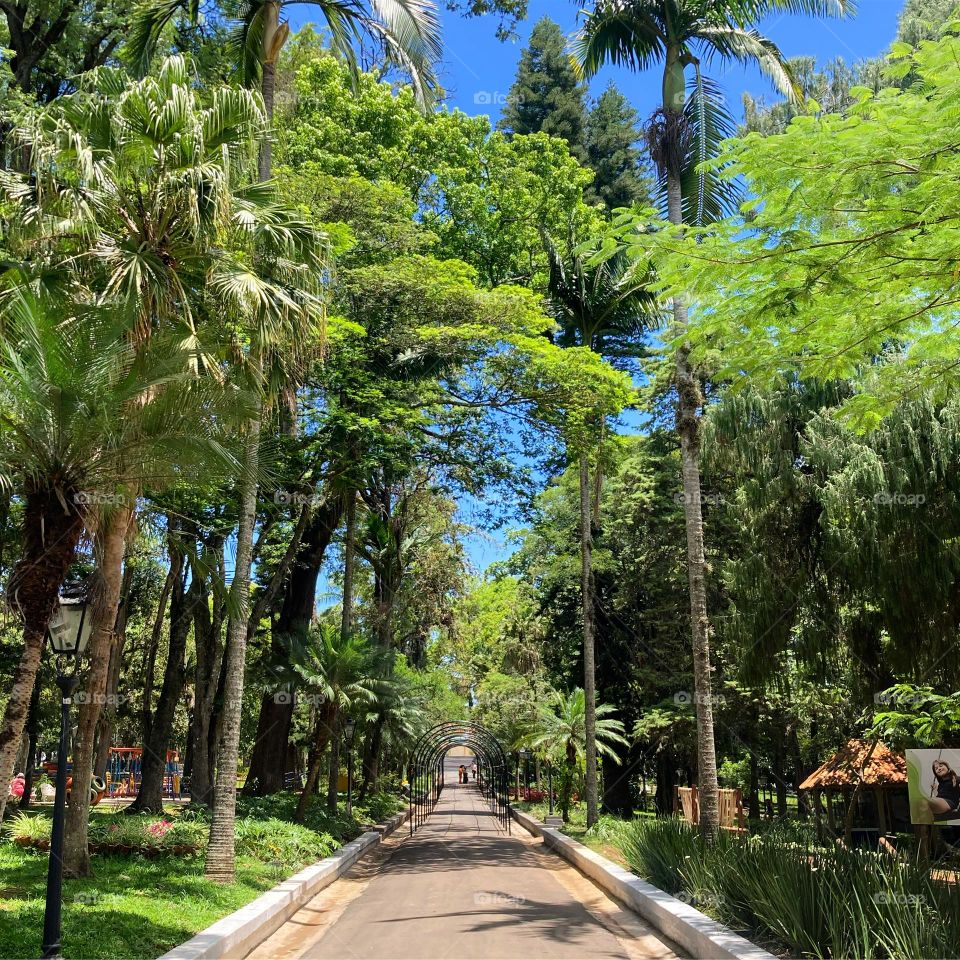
906, 749, 960, 825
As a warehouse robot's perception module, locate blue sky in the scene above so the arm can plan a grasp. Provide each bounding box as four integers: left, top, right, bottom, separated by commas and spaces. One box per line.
436, 1, 903, 123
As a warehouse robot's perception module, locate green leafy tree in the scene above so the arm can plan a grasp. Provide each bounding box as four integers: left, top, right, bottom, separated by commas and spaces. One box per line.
129, 0, 442, 181
0, 289, 233, 824
0, 0, 124, 100
574, 0, 851, 838
9, 55, 324, 877
286, 626, 388, 820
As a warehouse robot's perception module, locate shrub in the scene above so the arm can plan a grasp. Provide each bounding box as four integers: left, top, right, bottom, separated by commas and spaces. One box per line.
234, 817, 336, 865
617, 818, 960, 959
6, 811, 51, 849
354, 792, 405, 825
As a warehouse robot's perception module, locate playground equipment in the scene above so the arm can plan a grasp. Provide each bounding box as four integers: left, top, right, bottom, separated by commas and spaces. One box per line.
105, 747, 183, 799
40, 762, 107, 805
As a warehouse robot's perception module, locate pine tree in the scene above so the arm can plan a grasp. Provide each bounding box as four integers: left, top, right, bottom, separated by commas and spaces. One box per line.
584, 84, 651, 211
499, 17, 588, 162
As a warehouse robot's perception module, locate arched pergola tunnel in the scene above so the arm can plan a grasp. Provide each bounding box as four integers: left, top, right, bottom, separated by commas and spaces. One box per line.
408, 721, 512, 835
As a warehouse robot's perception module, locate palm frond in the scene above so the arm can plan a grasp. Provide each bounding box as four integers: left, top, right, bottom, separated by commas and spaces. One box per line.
126, 0, 198, 76
680, 68, 740, 226
573, 0, 665, 78
698, 25, 801, 101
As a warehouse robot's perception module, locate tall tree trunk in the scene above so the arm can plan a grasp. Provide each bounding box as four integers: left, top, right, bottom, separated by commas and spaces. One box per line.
602, 748, 633, 818
325, 491, 356, 815
0, 488, 84, 824
258, 0, 286, 182
359, 714, 385, 800
95, 559, 134, 779
296, 701, 336, 823
189, 538, 224, 807
20, 677, 42, 809
359, 514, 396, 799
142, 559, 177, 744
579, 454, 599, 828
341, 490, 356, 640
205, 413, 261, 882
244, 498, 343, 795
666, 169, 720, 840
128, 543, 199, 814
655, 744, 676, 817
325, 712, 341, 817
64, 503, 133, 877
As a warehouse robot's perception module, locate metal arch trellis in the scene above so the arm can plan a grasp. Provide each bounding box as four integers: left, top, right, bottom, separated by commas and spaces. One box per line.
408, 721, 512, 835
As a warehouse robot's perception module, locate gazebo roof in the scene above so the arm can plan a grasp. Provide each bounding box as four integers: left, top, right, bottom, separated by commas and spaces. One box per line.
799, 738, 907, 792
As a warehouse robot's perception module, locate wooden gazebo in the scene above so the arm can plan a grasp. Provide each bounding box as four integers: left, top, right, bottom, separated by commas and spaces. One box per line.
799, 738, 909, 841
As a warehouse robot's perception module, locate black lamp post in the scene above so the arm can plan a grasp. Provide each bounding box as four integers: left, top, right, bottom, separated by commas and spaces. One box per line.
42, 591, 92, 960
547, 759, 554, 816
343, 717, 357, 818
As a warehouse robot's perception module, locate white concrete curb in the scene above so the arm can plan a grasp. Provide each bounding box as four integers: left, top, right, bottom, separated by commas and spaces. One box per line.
159, 809, 409, 960
512, 808, 776, 960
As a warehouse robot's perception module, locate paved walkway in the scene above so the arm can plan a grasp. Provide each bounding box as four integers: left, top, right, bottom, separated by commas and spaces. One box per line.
247, 773, 681, 960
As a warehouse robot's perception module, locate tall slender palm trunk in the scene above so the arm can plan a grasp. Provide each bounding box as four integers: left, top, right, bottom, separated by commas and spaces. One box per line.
205, 413, 261, 882
579, 454, 599, 827
64, 503, 134, 876
297, 701, 336, 823
666, 172, 720, 839
340, 490, 356, 640
206, 0, 283, 876
326, 490, 356, 815
0, 490, 85, 823
258, 0, 286, 181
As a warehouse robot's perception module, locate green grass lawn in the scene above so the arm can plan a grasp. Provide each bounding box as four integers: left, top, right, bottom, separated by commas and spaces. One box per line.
0, 792, 405, 960
0, 845, 281, 960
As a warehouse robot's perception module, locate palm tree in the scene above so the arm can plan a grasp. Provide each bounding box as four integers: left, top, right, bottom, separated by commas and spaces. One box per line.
0, 284, 240, 827
524, 687, 627, 822
574, 0, 852, 837
545, 237, 660, 828
287, 625, 388, 821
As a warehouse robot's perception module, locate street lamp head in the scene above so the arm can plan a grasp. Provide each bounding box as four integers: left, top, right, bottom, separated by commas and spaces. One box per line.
47, 595, 93, 657
343, 717, 357, 745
